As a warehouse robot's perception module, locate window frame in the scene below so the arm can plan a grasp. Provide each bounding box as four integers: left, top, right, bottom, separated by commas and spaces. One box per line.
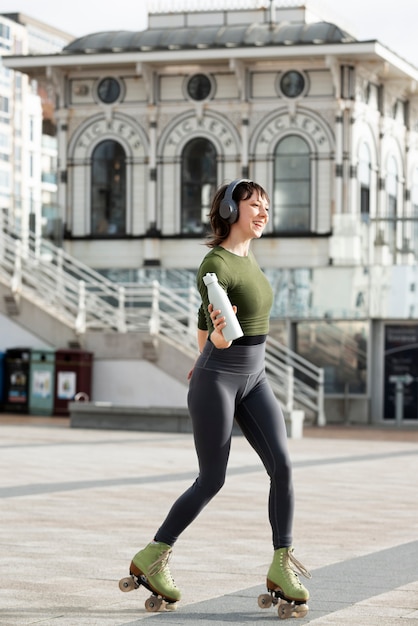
277, 70, 309, 99
180, 137, 217, 235
358, 143, 371, 223
386, 156, 398, 254
95, 77, 124, 105
184, 73, 215, 102
90, 139, 127, 237
272, 134, 312, 234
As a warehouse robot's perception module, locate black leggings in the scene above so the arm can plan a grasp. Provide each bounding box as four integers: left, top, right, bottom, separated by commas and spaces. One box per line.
154, 339, 294, 550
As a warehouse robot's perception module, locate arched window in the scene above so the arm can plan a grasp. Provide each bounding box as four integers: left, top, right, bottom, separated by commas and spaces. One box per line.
387, 156, 398, 253
411, 167, 418, 258
181, 138, 217, 234
273, 135, 310, 232
91, 140, 126, 236
359, 143, 371, 222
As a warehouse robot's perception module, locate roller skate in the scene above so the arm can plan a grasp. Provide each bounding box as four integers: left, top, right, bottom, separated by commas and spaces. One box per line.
258, 547, 311, 619
119, 541, 181, 612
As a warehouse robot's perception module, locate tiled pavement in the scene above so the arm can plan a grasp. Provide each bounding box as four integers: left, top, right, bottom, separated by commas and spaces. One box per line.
0, 414, 417, 625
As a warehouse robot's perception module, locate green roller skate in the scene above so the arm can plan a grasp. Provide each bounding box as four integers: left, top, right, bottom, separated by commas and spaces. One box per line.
258, 547, 311, 619
119, 541, 181, 612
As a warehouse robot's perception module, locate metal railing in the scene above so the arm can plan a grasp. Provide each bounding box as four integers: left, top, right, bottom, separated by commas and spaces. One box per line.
0, 212, 325, 424
265, 335, 325, 425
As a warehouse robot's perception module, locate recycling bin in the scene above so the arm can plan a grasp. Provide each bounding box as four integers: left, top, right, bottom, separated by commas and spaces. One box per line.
54, 349, 93, 416
0, 351, 5, 409
3, 348, 31, 413
29, 348, 56, 415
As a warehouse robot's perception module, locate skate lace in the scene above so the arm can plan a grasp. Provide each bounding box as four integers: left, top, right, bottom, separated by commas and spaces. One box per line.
148, 549, 177, 585
288, 549, 312, 580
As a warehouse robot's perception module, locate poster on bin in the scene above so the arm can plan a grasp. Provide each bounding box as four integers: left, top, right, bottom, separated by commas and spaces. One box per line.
8, 370, 27, 403
57, 371, 76, 399
32, 370, 52, 399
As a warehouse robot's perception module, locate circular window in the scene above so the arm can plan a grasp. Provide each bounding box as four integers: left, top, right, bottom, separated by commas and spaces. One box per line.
186, 74, 213, 101
97, 77, 121, 104
279, 71, 306, 98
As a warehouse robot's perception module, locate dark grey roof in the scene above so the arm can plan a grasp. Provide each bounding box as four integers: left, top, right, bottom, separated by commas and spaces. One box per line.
63, 21, 355, 54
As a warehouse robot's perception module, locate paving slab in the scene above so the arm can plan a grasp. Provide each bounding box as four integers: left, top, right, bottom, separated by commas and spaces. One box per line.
0, 416, 417, 625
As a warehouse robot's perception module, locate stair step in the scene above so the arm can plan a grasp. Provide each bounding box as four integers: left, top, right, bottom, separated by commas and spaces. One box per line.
4, 293, 19, 315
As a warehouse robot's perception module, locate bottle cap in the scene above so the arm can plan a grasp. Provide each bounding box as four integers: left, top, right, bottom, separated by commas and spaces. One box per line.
203, 272, 217, 285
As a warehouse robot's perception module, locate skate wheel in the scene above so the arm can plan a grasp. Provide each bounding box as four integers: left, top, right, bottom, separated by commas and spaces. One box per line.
145, 596, 163, 612
165, 601, 177, 611
119, 576, 135, 592
258, 593, 273, 609
294, 603, 309, 618
278, 602, 294, 619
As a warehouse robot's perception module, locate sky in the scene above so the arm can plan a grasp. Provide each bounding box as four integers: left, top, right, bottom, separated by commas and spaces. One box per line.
1, 0, 418, 68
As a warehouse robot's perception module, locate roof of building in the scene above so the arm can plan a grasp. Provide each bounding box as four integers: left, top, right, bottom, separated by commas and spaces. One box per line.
2, 12, 75, 41
62, 21, 355, 54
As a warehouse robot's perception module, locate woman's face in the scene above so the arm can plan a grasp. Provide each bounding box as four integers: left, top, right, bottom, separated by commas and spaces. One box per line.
235, 190, 269, 239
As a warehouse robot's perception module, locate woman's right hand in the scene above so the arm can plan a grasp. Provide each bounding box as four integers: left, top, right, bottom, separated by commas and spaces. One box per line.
208, 303, 235, 349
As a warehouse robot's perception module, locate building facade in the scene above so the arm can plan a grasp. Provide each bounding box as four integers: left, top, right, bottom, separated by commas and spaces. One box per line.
0, 13, 73, 239
4, 2, 418, 424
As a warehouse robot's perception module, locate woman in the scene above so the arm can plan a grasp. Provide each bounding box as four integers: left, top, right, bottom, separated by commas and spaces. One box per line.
120, 180, 310, 613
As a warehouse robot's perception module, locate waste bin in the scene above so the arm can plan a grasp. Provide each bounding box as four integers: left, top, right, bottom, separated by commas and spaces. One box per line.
29, 348, 56, 416
3, 348, 31, 413
54, 349, 93, 416
0, 351, 5, 409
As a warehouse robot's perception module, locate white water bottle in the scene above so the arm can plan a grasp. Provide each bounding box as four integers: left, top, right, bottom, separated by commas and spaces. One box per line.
203, 272, 243, 342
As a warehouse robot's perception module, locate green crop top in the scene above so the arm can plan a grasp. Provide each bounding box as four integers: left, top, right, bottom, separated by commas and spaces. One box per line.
197, 246, 273, 336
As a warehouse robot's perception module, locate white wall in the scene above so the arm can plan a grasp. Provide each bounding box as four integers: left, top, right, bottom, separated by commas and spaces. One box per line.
0, 313, 189, 409
0, 313, 53, 352
92, 359, 188, 408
